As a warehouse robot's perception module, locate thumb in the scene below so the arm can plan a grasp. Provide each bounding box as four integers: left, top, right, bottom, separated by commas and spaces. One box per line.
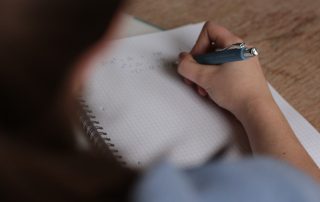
177, 52, 209, 86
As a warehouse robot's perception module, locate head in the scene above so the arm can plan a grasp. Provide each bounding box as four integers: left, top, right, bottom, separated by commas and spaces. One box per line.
0, 0, 123, 148
0, 0, 139, 201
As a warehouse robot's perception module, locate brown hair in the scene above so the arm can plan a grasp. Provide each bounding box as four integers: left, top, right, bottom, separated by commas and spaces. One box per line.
0, 0, 137, 201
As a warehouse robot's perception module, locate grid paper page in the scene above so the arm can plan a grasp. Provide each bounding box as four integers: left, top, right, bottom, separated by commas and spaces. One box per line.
85, 23, 243, 169
84, 23, 320, 169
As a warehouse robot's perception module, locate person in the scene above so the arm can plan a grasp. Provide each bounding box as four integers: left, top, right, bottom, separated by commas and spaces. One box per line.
0, 0, 319, 201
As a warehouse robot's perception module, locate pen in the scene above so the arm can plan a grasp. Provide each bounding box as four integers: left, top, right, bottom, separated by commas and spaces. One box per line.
194, 43, 259, 65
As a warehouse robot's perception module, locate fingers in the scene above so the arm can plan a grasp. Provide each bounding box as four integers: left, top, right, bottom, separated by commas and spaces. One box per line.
177, 52, 207, 85
197, 86, 208, 96
183, 78, 193, 85
179, 53, 208, 96
177, 52, 219, 87
184, 78, 208, 97
191, 22, 243, 55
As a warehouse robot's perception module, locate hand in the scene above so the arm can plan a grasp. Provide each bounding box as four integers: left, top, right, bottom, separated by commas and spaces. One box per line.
177, 22, 320, 180
177, 22, 274, 119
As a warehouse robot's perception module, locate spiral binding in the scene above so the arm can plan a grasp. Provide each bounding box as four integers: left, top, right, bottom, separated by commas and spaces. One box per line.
77, 98, 125, 164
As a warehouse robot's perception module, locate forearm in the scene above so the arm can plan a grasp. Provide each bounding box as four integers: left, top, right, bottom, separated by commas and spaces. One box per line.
177, 21, 320, 181
237, 98, 320, 181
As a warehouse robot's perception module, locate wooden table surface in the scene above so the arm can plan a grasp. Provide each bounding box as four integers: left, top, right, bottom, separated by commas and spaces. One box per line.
126, 0, 320, 131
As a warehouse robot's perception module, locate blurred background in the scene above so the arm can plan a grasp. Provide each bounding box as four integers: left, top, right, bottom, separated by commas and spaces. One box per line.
124, 0, 320, 131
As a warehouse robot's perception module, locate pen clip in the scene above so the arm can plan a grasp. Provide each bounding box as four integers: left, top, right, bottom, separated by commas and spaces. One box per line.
215, 42, 246, 51
215, 42, 259, 57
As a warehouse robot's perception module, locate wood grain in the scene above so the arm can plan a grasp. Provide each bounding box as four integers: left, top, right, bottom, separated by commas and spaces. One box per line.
126, 0, 320, 131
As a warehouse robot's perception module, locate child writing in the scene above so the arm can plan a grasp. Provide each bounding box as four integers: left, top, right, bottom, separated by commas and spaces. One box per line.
0, 0, 319, 201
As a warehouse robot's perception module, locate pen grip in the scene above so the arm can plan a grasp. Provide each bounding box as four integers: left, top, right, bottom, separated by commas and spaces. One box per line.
194, 49, 245, 65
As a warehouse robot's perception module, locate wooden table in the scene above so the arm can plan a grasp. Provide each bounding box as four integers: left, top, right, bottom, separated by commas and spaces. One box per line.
126, 0, 320, 131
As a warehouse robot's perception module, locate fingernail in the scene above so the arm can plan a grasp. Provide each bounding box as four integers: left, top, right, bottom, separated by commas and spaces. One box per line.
179, 52, 188, 59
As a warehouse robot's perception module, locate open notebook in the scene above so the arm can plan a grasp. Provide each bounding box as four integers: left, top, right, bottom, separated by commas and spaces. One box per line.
82, 21, 320, 169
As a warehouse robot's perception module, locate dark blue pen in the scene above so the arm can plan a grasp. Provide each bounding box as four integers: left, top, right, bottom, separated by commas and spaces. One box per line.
194, 43, 259, 65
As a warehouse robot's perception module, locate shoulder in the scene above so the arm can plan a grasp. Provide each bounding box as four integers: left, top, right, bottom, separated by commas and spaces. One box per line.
132, 157, 320, 202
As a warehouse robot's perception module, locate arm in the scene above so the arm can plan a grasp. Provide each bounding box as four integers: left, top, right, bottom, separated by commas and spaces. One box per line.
238, 96, 320, 181
177, 21, 320, 181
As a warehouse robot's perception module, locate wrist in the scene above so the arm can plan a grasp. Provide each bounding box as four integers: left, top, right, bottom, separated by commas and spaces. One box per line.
233, 95, 277, 123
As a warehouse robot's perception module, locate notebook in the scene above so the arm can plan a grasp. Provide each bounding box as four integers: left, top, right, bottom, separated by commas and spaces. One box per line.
81, 21, 320, 169
115, 14, 161, 39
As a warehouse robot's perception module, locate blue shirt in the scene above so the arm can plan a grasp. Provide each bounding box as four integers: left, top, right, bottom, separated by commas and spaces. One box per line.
132, 157, 320, 202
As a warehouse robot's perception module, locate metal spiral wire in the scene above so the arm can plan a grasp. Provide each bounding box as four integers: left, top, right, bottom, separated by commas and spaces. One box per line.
77, 98, 125, 164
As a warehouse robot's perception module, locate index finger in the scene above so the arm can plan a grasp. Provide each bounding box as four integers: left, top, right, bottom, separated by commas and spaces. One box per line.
191, 22, 243, 56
